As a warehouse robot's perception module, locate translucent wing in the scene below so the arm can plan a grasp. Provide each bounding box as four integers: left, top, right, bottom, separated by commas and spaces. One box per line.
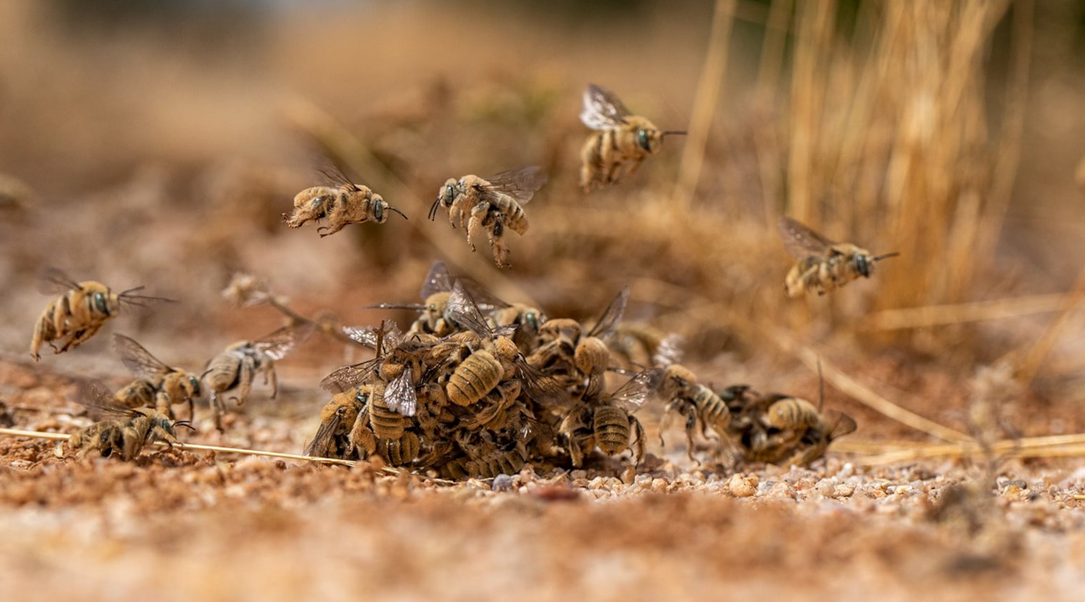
320, 358, 380, 393
113, 334, 171, 379
384, 364, 417, 417
479, 166, 548, 205
652, 333, 685, 368
777, 217, 835, 258
343, 322, 401, 354
586, 287, 630, 339
825, 410, 858, 440
73, 380, 137, 421
580, 84, 631, 131
516, 359, 571, 410
253, 323, 316, 361
306, 403, 346, 458
444, 280, 494, 337
317, 162, 362, 192
38, 267, 83, 295
419, 261, 454, 300
608, 368, 662, 413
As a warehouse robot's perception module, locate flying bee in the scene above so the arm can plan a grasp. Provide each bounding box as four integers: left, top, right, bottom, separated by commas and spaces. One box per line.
29, 268, 172, 362
283, 166, 405, 237
559, 368, 658, 467
578, 83, 686, 192
202, 322, 315, 431
777, 217, 900, 297
68, 382, 194, 461
658, 366, 737, 463
306, 390, 366, 459
112, 334, 203, 421
428, 167, 547, 267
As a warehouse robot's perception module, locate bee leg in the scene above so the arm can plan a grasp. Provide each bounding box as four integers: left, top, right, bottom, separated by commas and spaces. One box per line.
235, 361, 254, 407
631, 417, 646, 466
59, 324, 101, 353
267, 364, 278, 400
466, 203, 489, 252
211, 391, 226, 433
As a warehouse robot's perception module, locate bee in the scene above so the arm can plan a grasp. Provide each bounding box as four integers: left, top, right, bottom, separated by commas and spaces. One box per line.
113, 378, 159, 409
306, 390, 366, 459
69, 382, 194, 461
659, 366, 737, 463
578, 84, 686, 192
283, 166, 405, 237
30, 268, 171, 362
439, 428, 532, 479
202, 322, 315, 430
113, 334, 203, 420
559, 368, 658, 467
372, 431, 421, 466
490, 303, 546, 354
428, 167, 547, 267
369, 262, 506, 337
777, 217, 900, 297
443, 280, 566, 409
610, 325, 684, 369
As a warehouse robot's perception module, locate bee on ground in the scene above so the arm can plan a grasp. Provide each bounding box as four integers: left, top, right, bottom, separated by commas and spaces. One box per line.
428, 166, 547, 267
68, 382, 194, 461
283, 166, 405, 237
368, 261, 508, 338
777, 217, 899, 298
113, 334, 203, 421
658, 364, 747, 463
578, 84, 686, 192
29, 268, 172, 362
202, 322, 315, 431
306, 390, 366, 459
558, 368, 658, 468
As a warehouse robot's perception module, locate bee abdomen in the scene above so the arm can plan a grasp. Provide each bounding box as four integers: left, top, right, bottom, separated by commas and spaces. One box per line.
204, 355, 242, 391
376, 432, 420, 466
691, 385, 731, 432
446, 350, 503, 406
593, 406, 631, 456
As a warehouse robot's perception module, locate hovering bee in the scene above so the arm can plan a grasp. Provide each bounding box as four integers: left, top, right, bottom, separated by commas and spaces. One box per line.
30, 269, 171, 362
113, 334, 203, 420
283, 166, 405, 237
369, 261, 508, 337
202, 322, 314, 431
777, 217, 899, 297
428, 167, 547, 267
578, 84, 686, 192
558, 368, 658, 468
68, 382, 194, 461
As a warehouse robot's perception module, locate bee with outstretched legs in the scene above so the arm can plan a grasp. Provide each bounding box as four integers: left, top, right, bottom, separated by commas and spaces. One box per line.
113, 334, 203, 421
306, 390, 366, 459
202, 322, 314, 431
283, 166, 405, 237
429, 167, 547, 267
658, 364, 748, 464
30, 269, 172, 362
68, 382, 195, 461
579, 84, 686, 192
777, 217, 899, 297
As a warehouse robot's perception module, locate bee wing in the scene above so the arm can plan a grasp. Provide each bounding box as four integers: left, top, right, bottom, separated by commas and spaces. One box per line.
580, 84, 631, 131
777, 217, 836, 258
305, 409, 344, 457
652, 333, 685, 368
479, 166, 548, 206
343, 323, 402, 354
320, 358, 380, 393
73, 380, 135, 421
444, 280, 494, 337
608, 368, 663, 413
516, 359, 571, 410
825, 410, 858, 440
253, 322, 316, 360
586, 287, 630, 339
384, 364, 417, 417
419, 261, 454, 300
317, 162, 362, 192
113, 334, 171, 379
38, 267, 83, 295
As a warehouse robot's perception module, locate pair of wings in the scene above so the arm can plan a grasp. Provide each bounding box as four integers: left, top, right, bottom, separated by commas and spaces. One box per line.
598, 367, 663, 413
471, 166, 548, 206
580, 84, 632, 131
776, 217, 842, 259
245, 323, 316, 361
113, 334, 178, 380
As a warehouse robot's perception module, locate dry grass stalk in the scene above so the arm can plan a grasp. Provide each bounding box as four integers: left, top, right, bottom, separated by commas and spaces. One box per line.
860, 292, 1068, 331
671, 0, 738, 213
1014, 267, 1085, 386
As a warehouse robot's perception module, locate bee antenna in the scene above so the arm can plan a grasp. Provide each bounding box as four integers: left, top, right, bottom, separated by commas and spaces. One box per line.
661, 130, 688, 138
387, 206, 408, 220
119, 286, 146, 296
174, 420, 197, 432
428, 198, 442, 221
872, 252, 900, 262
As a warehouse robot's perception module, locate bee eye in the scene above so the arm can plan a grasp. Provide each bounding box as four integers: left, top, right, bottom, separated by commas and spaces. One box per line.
526, 313, 538, 330
856, 255, 870, 278
374, 203, 384, 221
444, 185, 455, 206
637, 129, 651, 152
94, 292, 110, 315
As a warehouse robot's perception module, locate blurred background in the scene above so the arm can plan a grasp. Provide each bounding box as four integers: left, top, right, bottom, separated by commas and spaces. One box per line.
1, 0, 1084, 443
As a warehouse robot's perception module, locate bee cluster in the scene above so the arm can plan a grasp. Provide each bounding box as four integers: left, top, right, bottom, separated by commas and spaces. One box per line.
304, 262, 855, 477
